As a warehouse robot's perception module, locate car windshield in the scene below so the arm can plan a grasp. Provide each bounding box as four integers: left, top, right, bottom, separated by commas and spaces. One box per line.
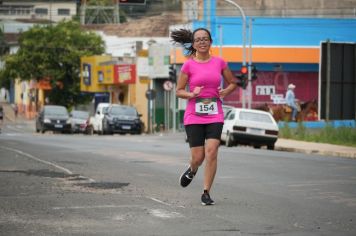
45, 107, 68, 116
239, 111, 273, 123
110, 106, 137, 116
72, 111, 89, 119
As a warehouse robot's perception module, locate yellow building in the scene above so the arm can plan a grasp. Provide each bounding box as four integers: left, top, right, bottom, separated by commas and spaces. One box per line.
80, 55, 150, 131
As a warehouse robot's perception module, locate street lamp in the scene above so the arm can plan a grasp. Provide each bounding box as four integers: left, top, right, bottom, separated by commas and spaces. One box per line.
221, 0, 247, 108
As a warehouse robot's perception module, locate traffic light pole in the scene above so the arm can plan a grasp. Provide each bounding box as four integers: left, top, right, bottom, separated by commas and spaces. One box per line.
247, 17, 253, 109
223, 0, 247, 108
172, 46, 177, 133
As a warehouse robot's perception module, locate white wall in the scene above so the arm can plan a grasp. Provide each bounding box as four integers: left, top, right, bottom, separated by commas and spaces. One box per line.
97, 31, 171, 57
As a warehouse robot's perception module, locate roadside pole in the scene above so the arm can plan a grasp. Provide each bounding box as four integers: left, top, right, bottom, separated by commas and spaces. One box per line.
222, 0, 247, 108
326, 40, 331, 122
247, 17, 253, 109
172, 46, 177, 133
219, 25, 224, 91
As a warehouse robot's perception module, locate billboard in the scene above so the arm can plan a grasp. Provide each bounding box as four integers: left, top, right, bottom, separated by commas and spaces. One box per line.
148, 43, 170, 79
113, 64, 136, 84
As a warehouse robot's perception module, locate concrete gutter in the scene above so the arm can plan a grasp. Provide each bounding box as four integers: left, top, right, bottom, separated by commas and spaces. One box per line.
275, 138, 356, 159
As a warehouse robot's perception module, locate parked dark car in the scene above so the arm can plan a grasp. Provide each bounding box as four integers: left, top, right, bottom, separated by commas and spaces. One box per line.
35, 105, 71, 133
102, 104, 143, 135
69, 110, 90, 133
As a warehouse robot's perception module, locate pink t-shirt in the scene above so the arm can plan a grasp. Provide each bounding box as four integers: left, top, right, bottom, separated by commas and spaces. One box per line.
181, 56, 227, 125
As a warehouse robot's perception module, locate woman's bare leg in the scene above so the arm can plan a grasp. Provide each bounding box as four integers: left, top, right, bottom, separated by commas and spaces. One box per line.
203, 139, 220, 192
189, 146, 205, 172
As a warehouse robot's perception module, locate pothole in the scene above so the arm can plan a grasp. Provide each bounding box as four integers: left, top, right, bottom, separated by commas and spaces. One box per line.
129, 160, 154, 164
75, 182, 130, 189
0, 169, 78, 178
67, 176, 90, 181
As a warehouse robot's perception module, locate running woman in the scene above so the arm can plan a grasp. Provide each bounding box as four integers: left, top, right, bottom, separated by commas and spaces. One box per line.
171, 28, 237, 205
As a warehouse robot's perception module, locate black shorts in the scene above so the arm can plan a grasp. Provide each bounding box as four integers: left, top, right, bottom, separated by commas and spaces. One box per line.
185, 123, 223, 148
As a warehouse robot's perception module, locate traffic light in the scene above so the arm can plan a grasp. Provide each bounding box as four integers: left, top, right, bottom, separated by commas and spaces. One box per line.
251, 65, 258, 81
169, 65, 177, 82
235, 66, 248, 89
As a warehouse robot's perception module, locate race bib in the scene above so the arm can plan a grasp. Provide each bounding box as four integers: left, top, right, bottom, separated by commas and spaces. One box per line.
195, 98, 218, 115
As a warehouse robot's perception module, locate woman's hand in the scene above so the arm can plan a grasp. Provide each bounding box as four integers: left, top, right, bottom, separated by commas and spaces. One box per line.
218, 86, 230, 99
191, 86, 204, 98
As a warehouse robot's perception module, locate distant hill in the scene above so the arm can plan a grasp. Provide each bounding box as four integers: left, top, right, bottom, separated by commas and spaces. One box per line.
82, 11, 184, 37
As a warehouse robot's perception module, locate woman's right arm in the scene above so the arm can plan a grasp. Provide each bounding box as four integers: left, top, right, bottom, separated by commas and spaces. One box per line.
176, 72, 194, 99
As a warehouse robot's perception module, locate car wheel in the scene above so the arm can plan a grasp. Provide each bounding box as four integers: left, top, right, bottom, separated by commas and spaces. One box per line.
267, 144, 275, 150
225, 133, 233, 147
253, 145, 261, 149
87, 126, 94, 135
99, 124, 104, 135
102, 121, 107, 135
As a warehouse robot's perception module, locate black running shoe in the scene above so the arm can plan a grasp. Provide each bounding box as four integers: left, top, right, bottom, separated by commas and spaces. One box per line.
179, 166, 196, 187
201, 191, 215, 206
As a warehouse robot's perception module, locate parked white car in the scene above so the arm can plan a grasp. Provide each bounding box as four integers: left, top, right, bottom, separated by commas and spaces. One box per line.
87, 103, 110, 134
221, 108, 279, 149
222, 104, 234, 118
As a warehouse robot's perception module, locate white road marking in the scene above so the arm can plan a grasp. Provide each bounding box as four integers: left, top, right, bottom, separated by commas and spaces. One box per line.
149, 197, 172, 206
2, 133, 20, 136
148, 197, 185, 208
0, 145, 73, 175
149, 209, 183, 218
53, 204, 184, 219
53, 205, 142, 210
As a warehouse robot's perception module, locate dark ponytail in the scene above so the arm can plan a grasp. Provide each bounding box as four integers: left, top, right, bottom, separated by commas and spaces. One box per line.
170, 28, 212, 57
170, 28, 195, 56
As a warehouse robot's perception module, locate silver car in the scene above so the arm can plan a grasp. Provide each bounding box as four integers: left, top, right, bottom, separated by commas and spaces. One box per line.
69, 110, 90, 133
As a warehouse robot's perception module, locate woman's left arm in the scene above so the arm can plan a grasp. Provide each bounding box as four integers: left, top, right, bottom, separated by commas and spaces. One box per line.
219, 67, 238, 99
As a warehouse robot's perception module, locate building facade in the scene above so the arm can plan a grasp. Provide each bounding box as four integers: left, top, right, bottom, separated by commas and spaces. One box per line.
173, 0, 356, 122
0, 1, 77, 23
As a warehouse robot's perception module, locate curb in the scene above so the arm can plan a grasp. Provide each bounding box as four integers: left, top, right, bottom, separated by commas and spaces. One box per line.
275, 146, 356, 159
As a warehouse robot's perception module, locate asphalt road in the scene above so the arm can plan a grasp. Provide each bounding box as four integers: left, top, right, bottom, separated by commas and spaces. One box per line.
1, 124, 356, 236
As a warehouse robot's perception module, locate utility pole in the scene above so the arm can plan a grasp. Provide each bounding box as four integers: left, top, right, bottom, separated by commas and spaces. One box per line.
113, 0, 120, 24
50, 0, 53, 24
80, 0, 120, 25
80, 0, 86, 25
172, 46, 177, 133
247, 17, 253, 109
222, 0, 247, 108
326, 40, 331, 121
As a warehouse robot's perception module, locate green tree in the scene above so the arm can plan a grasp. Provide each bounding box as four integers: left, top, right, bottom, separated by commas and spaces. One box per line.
0, 28, 11, 89
3, 20, 105, 108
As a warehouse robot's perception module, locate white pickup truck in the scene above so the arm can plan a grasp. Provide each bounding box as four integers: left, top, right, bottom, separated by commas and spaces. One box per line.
87, 103, 110, 135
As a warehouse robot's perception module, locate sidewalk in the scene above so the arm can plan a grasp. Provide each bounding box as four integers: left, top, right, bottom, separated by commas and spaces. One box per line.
1, 102, 26, 123
1, 102, 34, 128
275, 138, 356, 159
